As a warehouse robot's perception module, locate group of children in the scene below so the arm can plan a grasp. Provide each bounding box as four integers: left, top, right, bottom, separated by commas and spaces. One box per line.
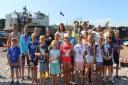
7, 22, 122, 85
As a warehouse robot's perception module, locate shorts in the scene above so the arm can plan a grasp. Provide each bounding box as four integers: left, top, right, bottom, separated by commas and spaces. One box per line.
39, 63, 48, 72
103, 59, 113, 66
10, 65, 19, 70
113, 53, 119, 64
75, 62, 84, 71
30, 59, 38, 66
71, 56, 74, 65
21, 53, 30, 66
96, 62, 103, 66
62, 57, 71, 63
50, 63, 60, 75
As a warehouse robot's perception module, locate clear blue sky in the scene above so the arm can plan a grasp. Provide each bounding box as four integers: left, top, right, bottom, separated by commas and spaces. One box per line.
0, 0, 128, 26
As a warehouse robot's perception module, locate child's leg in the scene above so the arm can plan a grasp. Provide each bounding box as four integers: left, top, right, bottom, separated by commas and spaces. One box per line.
53, 75, 57, 85
27, 56, 30, 77
116, 64, 119, 76
40, 72, 45, 85
19, 60, 21, 78
34, 66, 37, 82
108, 66, 112, 80
86, 64, 89, 84
21, 55, 25, 79
31, 67, 34, 83
15, 67, 19, 81
91, 64, 94, 83
67, 63, 72, 85
63, 63, 67, 85
80, 62, 84, 84
10, 67, 14, 82
103, 66, 107, 81
80, 70, 84, 84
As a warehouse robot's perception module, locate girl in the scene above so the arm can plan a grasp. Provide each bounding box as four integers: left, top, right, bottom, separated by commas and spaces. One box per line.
74, 35, 85, 85
20, 25, 31, 80
113, 31, 122, 78
49, 40, 61, 85
85, 34, 95, 85
60, 33, 73, 85
55, 23, 66, 43
35, 35, 49, 85
28, 33, 39, 84
95, 36, 104, 84
103, 36, 113, 82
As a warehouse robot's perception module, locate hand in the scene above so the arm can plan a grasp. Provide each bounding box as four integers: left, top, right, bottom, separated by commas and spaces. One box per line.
105, 57, 108, 60
108, 56, 112, 60
37, 53, 42, 57
49, 57, 53, 62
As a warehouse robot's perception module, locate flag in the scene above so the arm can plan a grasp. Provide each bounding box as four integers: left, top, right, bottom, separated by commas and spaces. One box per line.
60, 11, 64, 16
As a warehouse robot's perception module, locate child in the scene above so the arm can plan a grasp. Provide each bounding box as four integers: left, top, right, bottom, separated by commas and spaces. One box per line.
103, 36, 113, 82
85, 34, 95, 85
20, 26, 31, 80
8, 38, 20, 84
60, 33, 73, 85
49, 40, 61, 85
28, 33, 39, 84
95, 36, 104, 84
113, 31, 122, 78
35, 35, 49, 85
74, 35, 85, 85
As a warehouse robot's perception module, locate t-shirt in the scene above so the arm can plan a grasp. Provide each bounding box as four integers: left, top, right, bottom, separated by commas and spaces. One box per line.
49, 49, 60, 63
28, 42, 39, 61
69, 37, 77, 46
36, 45, 48, 63
20, 35, 31, 54
96, 44, 104, 62
56, 32, 65, 43
8, 46, 20, 64
85, 44, 95, 63
103, 43, 113, 57
45, 34, 54, 46
74, 44, 85, 62
113, 37, 123, 54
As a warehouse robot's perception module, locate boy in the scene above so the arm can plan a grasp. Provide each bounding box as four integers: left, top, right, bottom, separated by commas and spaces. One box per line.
8, 38, 20, 84
28, 33, 39, 84
35, 35, 49, 85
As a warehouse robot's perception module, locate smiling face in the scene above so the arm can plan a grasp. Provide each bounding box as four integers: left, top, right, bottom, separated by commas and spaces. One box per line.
78, 36, 82, 44
98, 36, 103, 45
114, 32, 119, 38
87, 34, 93, 43
51, 40, 57, 49
40, 36, 45, 44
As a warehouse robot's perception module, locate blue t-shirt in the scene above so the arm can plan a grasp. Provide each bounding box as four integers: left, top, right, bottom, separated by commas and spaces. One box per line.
69, 37, 77, 46
28, 42, 39, 61
20, 35, 31, 54
8, 46, 20, 64
49, 49, 60, 63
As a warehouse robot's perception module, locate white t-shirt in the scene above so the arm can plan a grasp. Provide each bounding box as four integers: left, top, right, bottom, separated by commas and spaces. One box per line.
49, 49, 60, 63
55, 32, 65, 43
74, 44, 86, 62
96, 45, 103, 62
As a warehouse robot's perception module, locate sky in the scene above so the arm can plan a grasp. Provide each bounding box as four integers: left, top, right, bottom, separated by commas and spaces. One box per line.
0, 0, 128, 26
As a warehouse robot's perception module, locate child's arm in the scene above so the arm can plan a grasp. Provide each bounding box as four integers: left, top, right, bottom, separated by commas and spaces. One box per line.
18, 54, 20, 66
35, 46, 42, 57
